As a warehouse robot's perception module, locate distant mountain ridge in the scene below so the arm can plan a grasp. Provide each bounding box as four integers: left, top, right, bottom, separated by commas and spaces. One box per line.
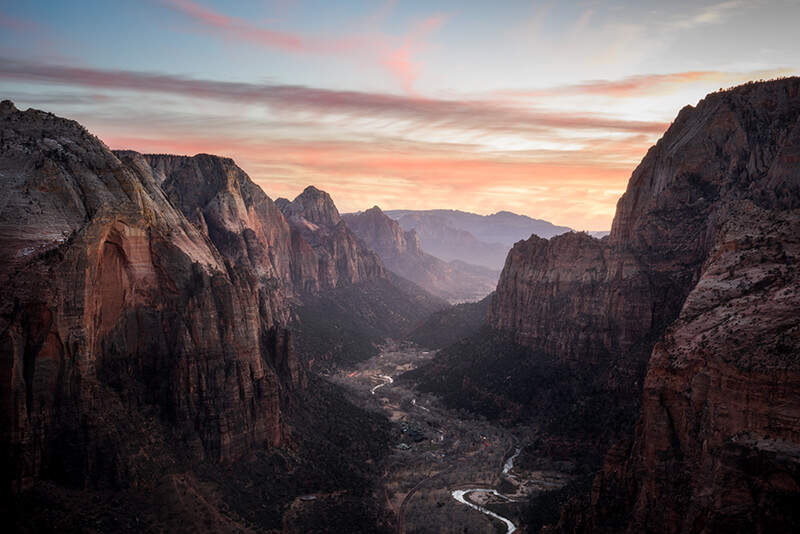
384, 209, 571, 270
342, 206, 499, 302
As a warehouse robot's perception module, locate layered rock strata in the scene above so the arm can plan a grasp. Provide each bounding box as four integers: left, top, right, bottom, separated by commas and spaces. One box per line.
0, 101, 301, 494
277, 186, 386, 288
486, 78, 800, 531
563, 79, 800, 533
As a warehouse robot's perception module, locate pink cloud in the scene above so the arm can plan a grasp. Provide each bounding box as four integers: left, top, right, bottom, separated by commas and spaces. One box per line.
0, 58, 668, 136
378, 13, 450, 96
156, 0, 448, 94
501, 68, 796, 100
0, 12, 41, 32
159, 0, 360, 54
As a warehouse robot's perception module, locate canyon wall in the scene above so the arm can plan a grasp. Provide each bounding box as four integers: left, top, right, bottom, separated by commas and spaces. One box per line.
564, 79, 800, 533
489, 79, 800, 368
0, 101, 301, 494
486, 79, 800, 532
277, 185, 386, 288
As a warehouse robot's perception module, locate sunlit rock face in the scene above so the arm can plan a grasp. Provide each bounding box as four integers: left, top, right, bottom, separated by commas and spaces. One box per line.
276, 185, 386, 289
0, 102, 301, 494
495, 79, 800, 532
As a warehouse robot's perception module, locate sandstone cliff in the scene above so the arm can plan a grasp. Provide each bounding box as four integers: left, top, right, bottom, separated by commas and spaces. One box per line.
277, 186, 386, 288
278, 198, 447, 366
556, 79, 800, 533
489, 79, 800, 367
343, 206, 499, 302
578, 200, 800, 533
0, 101, 301, 495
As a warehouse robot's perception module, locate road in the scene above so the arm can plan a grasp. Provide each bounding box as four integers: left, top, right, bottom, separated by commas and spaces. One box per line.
370, 374, 393, 395
396, 466, 454, 534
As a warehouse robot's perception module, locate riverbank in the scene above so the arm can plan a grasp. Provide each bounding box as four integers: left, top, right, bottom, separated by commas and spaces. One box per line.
331, 342, 570, 533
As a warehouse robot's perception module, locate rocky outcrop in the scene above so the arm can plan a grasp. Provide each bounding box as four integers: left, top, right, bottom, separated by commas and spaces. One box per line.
277, 186, 386, 289
580, 200, 800, 533
489, 232, 662, 362
0, 102, 302, 494
343, 206, 423, 258
137, 153, 324, 296
527, 79, 800, 532
489, 79, 800, 368
343, 206, 499, 302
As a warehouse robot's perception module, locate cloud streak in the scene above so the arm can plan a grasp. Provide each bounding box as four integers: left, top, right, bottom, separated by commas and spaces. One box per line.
497, 68, 797, 100
156, 0, 448, 94
0, 57, 668, 137
158, 0, 361, 54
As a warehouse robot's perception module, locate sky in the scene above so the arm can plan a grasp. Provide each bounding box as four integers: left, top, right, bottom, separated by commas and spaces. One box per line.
1, 1, 798, 230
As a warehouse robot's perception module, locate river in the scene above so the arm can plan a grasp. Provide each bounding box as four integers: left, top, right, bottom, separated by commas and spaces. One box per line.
450, 446, 522, 533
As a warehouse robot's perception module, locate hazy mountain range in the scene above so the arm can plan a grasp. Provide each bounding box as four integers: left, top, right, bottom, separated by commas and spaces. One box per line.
384, 209, 573, 269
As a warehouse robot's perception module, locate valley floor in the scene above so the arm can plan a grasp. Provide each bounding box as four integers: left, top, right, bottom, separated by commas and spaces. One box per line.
330, 342, 570, 533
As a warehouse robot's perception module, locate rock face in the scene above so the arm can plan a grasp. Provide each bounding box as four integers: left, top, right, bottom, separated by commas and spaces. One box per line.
581, 201, 800, 533
489, 232, 664, 363
277, 186, 386, 289
483, 79, 800, 531
0, 102, 302, 494
343, 206, 499, 302
489, 79, 800, 367
565, 79, 800, 534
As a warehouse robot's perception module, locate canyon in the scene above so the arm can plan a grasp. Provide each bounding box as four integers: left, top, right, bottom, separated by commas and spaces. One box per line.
2, 77, 799, 533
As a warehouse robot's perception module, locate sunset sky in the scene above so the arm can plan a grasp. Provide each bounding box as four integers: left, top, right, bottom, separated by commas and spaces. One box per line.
1, 1, 798, 230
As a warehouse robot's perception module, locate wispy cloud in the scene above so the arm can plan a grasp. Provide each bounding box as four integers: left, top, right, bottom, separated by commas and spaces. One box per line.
497, 68, 796, 100
155, 0, 448, 94
0, 57, 667, 137
672, 0, 746, 29
0, 12, 42, 32
378, 13, 450, 96
158, 0, 361, 54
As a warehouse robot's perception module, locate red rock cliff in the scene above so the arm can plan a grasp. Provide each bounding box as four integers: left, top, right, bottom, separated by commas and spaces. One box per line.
277, 186, 386, 288
546, 79, 800, 532
0, 102, 301, 494
489, 79, 800, 366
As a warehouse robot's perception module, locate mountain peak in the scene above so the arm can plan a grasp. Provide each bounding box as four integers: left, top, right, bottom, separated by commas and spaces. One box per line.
0, 100, 17, 115
288, 185, 341, 227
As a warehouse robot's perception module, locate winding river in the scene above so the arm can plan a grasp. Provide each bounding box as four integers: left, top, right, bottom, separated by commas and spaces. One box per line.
450, 447, 522, 534
370, 374, 393, 394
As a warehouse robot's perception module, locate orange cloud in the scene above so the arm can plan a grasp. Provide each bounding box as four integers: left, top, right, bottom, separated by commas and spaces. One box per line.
0, 58, 667, 137
499, 68, 797, 100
